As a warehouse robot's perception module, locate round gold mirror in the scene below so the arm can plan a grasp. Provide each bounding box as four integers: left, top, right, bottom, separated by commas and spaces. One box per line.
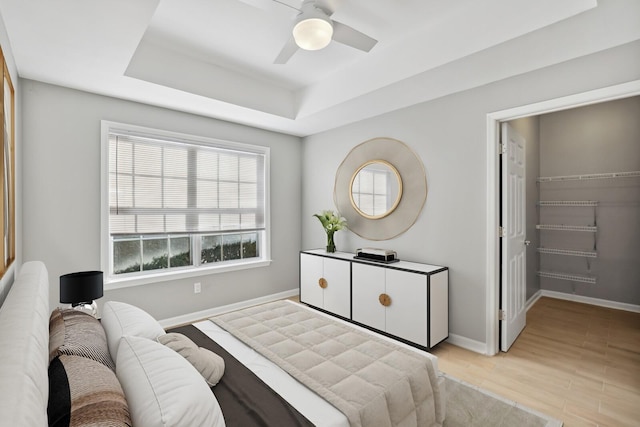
334, 137, 427, 241
349, 160, 403, 219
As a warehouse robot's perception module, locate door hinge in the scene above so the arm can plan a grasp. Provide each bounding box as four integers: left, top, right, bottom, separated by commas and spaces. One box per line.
499, 310, 505, 321
499, 226, 506, 238
498, 143, 506, 155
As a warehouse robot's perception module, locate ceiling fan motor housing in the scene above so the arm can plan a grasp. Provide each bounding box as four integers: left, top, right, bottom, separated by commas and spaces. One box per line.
292, 3, 333, 50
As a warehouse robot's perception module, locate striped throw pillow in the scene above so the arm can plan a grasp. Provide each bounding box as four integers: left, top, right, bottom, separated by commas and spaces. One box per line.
49, 308, 115, 371
48, 355, 130, 427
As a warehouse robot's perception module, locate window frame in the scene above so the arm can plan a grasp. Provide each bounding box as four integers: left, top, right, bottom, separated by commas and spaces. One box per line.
101, 121, 271, 290
0, 46, 15, 280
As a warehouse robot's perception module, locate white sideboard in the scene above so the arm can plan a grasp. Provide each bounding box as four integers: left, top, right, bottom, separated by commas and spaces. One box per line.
300, 249, 449, 350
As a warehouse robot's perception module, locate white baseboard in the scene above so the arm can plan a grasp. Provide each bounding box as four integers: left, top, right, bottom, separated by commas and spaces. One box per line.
526, 290, 542, 311
447, 292, 540, 356
446, 333, 488, 355
158, 288, 300, 328
540, 290, 640, 313
445, 289, 639, 357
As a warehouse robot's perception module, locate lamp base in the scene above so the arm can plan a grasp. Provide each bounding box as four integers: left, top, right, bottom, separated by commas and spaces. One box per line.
71, 301, 98, 318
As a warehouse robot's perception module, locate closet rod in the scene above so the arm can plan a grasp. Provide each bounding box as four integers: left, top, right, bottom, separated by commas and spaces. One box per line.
537, 170, 640, 182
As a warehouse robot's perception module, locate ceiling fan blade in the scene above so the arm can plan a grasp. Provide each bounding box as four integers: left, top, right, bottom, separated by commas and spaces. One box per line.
235, 0, 272, 9
273, 0, 305, 11
331, 20, 377, 52
237, 0, 299, 16
274, 37, 299, 64
315, 0, 343, 15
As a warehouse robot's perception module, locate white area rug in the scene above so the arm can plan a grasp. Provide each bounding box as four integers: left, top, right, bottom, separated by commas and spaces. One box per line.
443, 374, 563, 427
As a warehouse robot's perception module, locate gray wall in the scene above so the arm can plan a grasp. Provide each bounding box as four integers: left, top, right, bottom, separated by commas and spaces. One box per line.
507, 117, 541, 302
538, 96, 640, 304
8, 6, 640, 347
21, 80, 302, 319
301, 41, 640, 345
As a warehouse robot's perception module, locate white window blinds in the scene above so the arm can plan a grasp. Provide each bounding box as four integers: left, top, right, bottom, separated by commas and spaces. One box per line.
108, 132, 265, 236
351, 168, 390, 216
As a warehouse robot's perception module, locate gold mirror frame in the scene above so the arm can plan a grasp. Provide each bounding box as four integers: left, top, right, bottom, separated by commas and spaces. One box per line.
334, 138, 427, 241
349, 160, 403, 219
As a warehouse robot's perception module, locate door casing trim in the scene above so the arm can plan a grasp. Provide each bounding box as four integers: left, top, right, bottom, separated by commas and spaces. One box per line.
485, 80, 640, 356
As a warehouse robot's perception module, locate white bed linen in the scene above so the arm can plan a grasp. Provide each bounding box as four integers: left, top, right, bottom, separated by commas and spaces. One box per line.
195, 319, 347, 427
194, 300, 442, 427
0, 261, 50, 427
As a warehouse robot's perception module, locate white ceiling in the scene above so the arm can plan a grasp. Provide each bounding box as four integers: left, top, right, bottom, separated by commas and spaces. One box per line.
1, 0, 637, 136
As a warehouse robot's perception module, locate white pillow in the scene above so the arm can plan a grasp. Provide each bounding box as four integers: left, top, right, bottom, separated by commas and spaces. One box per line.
101, 301, 166, 361
158, 332, 225, 386
116, 335, 225, 427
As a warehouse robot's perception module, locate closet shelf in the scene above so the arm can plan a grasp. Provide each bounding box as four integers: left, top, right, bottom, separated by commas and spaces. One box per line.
538, 201, 598, 207
537, 271, 596, 284
536, 224, 597, 232
537, 248, 597, 258
537, 170, 640, 182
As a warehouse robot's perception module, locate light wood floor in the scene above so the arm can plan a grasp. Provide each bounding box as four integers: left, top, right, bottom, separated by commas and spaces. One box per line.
431, 297, 640, 427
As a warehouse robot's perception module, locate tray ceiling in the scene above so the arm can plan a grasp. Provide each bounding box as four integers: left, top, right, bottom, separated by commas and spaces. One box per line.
2, 0, 636, 136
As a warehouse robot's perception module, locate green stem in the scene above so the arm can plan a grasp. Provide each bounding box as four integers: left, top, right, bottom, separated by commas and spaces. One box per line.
326, 232, 336, 253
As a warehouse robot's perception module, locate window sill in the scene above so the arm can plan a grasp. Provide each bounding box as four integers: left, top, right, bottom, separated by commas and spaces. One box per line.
104, 259, 272, 291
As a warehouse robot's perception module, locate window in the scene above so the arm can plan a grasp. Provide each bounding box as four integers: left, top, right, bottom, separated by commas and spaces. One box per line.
0, 46, 15, 279
351, 165, 397, 217
102, 122, 269, 286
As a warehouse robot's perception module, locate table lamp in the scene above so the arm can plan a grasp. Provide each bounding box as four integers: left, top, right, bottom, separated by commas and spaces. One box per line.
60, 271, 104, 317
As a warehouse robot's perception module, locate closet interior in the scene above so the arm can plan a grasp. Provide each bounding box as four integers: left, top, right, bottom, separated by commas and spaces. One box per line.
537, 171, 640, 293
513, 95, 640, 308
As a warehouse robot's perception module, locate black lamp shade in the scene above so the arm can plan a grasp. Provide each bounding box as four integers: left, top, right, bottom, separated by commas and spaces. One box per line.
60, 271, 104, 304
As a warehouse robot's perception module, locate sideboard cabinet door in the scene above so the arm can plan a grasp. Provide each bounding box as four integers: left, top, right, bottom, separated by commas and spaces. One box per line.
385, 269, 428, 347
300, 253, 324, 309
322, 258, 351, 318
352, 264, 428, 347
352, 263, 385, 332
300, 253, 351, 319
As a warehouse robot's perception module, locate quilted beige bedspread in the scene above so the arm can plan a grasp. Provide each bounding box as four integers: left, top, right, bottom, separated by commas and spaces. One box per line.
211, 300, 444, 427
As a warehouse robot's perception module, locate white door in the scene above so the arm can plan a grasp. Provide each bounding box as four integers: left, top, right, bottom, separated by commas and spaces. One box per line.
500, 123, 527, 351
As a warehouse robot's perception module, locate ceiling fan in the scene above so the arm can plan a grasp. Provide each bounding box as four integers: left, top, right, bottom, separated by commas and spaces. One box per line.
241, 0, 378, 64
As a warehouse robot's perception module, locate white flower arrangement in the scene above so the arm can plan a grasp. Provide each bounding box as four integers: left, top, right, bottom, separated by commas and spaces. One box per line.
313, 210, 347, 252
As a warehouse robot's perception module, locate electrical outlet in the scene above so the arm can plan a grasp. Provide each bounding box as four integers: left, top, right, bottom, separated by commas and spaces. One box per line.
194, 282, 201, 294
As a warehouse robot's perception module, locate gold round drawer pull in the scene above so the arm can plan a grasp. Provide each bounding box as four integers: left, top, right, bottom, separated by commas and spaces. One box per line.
318, 278, 328, 289
379, 293, 391, 307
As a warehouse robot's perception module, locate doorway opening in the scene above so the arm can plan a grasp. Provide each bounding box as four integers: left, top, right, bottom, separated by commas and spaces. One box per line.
485, 80, 640, 356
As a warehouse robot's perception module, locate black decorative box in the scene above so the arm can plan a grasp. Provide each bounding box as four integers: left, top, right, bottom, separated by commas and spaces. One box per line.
354, 248, 399, 263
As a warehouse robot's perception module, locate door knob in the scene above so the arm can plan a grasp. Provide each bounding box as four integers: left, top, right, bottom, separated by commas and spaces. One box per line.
524, 240, 531, 246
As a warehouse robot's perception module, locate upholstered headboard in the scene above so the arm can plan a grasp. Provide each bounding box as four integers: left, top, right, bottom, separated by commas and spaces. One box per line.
0, 261, 50, 427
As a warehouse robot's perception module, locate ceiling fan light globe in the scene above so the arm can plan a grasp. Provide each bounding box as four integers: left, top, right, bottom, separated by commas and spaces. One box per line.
293, 17, 333, 50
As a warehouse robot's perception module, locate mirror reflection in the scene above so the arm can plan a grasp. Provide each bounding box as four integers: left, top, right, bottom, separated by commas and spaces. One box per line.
349, 160, 402, 219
